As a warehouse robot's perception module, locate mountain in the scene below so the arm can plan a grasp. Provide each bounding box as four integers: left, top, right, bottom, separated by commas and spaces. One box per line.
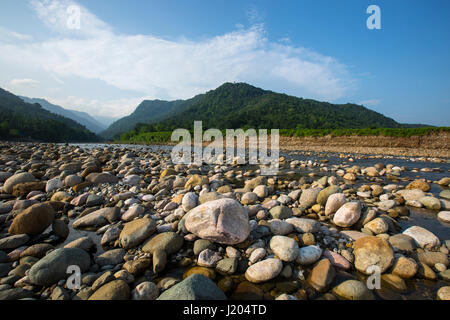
94, 115, 119, 128
20, 96, 106, 134
100, 99, 184, 139
0, 88, 99, 142
112, 82, 403, 139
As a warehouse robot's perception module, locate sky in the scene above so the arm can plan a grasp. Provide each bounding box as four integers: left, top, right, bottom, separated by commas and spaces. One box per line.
0, 0, 449, 125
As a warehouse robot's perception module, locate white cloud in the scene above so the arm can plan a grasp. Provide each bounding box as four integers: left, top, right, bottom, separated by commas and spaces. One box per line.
0, 0, 355, 117
0, 27, 31, 41
358, 99, 381, 107
10, 78, 39, 87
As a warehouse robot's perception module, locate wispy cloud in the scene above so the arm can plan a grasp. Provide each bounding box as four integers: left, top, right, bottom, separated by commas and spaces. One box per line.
0, 0, 355, 117
10, 78, 39, 87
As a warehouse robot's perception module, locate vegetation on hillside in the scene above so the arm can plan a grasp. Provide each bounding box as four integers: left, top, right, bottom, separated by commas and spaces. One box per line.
0, 88, 99, 142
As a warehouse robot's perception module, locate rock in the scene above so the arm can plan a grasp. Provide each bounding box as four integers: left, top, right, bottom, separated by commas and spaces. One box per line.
388, 234, 416, 252
197, 249, 222, 267
437, 211, 450, 223
184, 198, 250, 245
123, 258, 151, 276
122, 205, 145, 222
119, 218, 156, 249
299, 188, 321, 208
353, 236, 394, 275
0, 262, 13, 277
95, 248, 126, 267
307, 259, 336, 292
85, 194, 104, 207
323, 250, 351, 270
249, 248, 266, 263
317, 185, 341, 206
12, 181, 45, 197
28, 248, 91, 286
403, 226, 440, 249
378, 200, 396, 211
253, 185, 268, 198
332, 280, 375, 300
381, 274, 407, 292
333, 201, 361, 227
91, 271, 115, 291
101, 226, 121, 246
64, 236, 95, 252
89, 280, 130, 300
241, 192, 258, 205
418, 196, 441, 210
160, 168, 177, 179
267, 219, 294, 235
142, 232, 184, 254
20, 243, 53, 258
157, 274, 226, 300
269, 236, 299, 262
245, 258, 283, 283
73, 207, 121, 229
52, 219, 70, 239
325, 193, 346, 215
391, 256, 418, 279
216, 258, 238, 275
50, 191, 73, 202
193, 239, 214, 255
46, 178, 63, 193
269, 205, 292, 219
440, 190, 450, 200
406, 180, 430, 192
185, 175, 208, 190
231, 281, 264, 300
9, 203, 55, 236
51, 286, 71, 300
86, 172, 119, 184
0, 234, 29, 250
285, 217, 321, 233
397, 189, 425, 201
417, 261, 437, 280
296, 245, 322, 265
153, 249, 167, 273
64, 174, 83, 187
182, 192, 198, 211
132, 281, 159, 300
364, 217, 389, 235
184, 266, 216, 280
0, 288, 35, 300
343, 173, 356, 181
3, 172, 36, 194
437, 286, 450, 300
123, 174, 140, 186
416, 251, 448, 267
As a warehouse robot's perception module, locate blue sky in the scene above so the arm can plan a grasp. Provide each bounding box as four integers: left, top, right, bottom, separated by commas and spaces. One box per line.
0, 0, 449, 125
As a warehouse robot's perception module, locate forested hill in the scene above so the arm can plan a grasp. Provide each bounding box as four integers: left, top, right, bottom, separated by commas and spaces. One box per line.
0, 88, 99, 142
115, 82, 401, 139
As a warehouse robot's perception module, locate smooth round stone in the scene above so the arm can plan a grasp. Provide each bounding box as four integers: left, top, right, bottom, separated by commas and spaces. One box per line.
157, 274, 226, 300
0, 234, 30, 250
307, 258, 336, 292
249, 248, 266, 264
267, 219, 294, 235
245, 258, 283, 283
418, 196, 441, 210
182, 192, 198, 211
131, 281, 159, 300
437, 211, 450, 223
332, 280, 375, 300
437, 286, 450, 300
3, 172, 36, 194
439, 190, 450, 200
296, 245, 322, 265
381, 274, 407, 292
142, 232, 184, 254
403, 226, 440, 249
299, 188, 321, 208
9, 203, 55, 236
269, 236, 299, 262
285, 218, 321, 233
325, 193, 346, 215
241, 192, 258, 205
89, 280, 130, 300
378, 200, 396, 211
269, 205, 293, 219
46, 178, 63, 193
323, 250, 351, 270
388, 234, 416, 252
197, 249, 222, 268
317, 186, 341, 206
353, 236, 394, 275
253, 185, 268, 198
364, 218, 389, 235
391, 256, 418, 279
119, 218, 156, 249
121, 205, 145, 222
333, 201, 361, 227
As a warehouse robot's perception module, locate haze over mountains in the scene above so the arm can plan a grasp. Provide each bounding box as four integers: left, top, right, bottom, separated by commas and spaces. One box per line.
0, 82, 431, 143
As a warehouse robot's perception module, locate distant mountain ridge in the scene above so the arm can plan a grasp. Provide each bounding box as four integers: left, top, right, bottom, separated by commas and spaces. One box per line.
19, 96, 107, 134
0, 88, 98, 142
105, 82, 414, 139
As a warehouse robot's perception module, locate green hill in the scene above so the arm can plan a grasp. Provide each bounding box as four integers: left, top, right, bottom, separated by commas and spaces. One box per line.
116, 82, 402, 140
0, 88, 99, 142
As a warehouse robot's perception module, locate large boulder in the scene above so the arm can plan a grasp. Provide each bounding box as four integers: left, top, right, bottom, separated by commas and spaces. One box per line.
28, 248, 91, 286
157, 274, 226, 300
184, 198, 250, 245
9, 203, 55, 236
3, 172, 36, 194
353, 236, 394, 275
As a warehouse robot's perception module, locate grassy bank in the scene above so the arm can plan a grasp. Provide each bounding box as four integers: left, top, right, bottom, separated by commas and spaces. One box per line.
118, 127, 450, 144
